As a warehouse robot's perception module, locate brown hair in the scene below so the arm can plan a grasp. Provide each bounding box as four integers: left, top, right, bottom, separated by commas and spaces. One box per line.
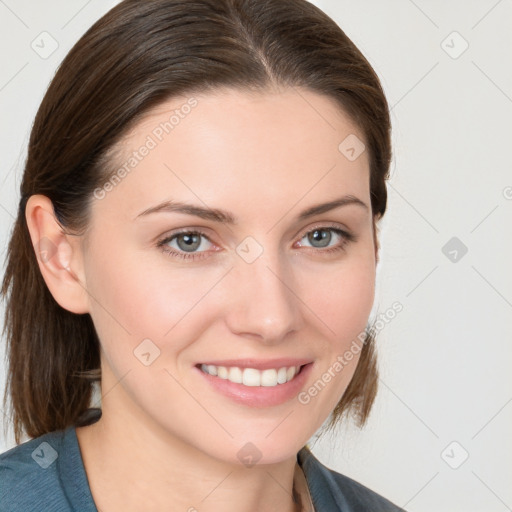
1, 0, 391, 445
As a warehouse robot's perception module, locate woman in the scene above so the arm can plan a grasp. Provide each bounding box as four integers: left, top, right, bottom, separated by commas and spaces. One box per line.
0, 0, 404, 510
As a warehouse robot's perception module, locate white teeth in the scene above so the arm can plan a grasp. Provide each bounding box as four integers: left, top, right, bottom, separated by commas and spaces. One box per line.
207, 364, 218, 376
200, 364, 302, 387
243, 368, 260, 387
228, 366, 243, 383
277, 367, 288, 384
261, 369, 277, 387
286, 366, 297, 381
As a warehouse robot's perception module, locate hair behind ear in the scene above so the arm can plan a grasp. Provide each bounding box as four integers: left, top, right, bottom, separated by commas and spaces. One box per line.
1, 212, 101, 444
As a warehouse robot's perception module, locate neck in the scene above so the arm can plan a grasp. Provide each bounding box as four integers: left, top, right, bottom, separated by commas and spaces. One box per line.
76, 404, 302, 512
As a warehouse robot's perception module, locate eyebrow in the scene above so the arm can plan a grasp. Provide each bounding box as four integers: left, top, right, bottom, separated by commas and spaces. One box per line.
134, 195, 369, 224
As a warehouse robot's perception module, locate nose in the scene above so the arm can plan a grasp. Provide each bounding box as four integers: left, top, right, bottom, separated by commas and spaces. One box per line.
223, 246, 303, 345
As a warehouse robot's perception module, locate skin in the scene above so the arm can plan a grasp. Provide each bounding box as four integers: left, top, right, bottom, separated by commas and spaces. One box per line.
26, 86, 378, 512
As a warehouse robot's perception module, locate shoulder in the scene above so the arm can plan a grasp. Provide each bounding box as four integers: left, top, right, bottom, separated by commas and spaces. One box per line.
0, 428, 72, 512
298, 446, 407, 511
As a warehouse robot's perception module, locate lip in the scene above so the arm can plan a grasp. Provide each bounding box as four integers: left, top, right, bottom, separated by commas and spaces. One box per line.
196, 358, 312, 370
194, 361, 314, 408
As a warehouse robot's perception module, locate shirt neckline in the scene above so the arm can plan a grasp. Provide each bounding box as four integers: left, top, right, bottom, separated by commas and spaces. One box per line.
58, 426, 98, 511
293, 454, 316, 512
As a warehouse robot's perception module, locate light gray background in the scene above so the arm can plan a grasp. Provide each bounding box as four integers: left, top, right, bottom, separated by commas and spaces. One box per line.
1, 1, 511, 511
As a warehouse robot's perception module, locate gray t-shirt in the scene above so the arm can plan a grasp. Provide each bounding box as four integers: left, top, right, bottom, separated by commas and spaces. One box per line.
0, 421, 405, 511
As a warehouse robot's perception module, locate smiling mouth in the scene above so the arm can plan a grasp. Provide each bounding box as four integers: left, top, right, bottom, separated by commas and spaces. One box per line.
197, 363, 306, 387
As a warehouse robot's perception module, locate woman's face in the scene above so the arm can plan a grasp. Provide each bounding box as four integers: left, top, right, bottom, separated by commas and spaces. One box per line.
81, 86, 377, 464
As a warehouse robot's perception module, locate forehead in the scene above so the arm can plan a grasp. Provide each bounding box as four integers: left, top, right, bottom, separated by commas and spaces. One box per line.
93, 86, 370, 223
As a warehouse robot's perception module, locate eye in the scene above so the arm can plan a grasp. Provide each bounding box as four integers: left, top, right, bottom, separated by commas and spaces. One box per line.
295, 224, 356, 254
157, 230, 215, 260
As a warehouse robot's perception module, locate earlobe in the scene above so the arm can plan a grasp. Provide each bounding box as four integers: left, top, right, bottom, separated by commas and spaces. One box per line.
24, 194, 90, 314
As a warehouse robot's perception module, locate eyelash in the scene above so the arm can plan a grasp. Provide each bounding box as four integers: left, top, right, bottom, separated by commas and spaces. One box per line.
156, 224, 357, 261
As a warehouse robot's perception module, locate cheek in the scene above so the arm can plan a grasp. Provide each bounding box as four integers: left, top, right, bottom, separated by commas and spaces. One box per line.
301, 255, 375, 345
83, 245, 224, 364
296, 251, 375, 407
294, 265, 373, 425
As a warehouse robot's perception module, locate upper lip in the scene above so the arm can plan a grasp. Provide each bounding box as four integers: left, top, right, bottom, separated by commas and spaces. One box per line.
197, 358, 313, 370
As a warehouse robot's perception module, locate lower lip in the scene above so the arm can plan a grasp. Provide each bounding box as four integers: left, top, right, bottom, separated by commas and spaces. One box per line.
194, 363, 313, 408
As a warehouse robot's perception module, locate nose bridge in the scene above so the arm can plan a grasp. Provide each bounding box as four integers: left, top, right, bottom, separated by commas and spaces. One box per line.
225, 239, 301, 342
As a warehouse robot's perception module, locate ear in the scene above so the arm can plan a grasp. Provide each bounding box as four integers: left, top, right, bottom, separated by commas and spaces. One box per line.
25, 194, 90, 314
